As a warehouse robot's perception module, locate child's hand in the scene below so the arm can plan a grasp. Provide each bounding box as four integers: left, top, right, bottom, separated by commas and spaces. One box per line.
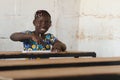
51, 43, 63, 52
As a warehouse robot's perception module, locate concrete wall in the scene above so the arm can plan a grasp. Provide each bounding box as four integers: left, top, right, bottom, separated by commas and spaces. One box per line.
78, 0, 120, 57
0, 0, 120, 57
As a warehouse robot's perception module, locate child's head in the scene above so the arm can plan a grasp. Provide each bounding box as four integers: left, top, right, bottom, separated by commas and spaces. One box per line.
33, 10, 51, 34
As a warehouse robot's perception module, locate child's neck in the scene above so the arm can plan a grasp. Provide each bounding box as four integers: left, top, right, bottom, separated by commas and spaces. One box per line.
34, 31, 44, 37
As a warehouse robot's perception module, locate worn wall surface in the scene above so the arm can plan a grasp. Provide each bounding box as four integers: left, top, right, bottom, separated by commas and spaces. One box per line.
79, 0, 120, 57
0, 0, 120, 57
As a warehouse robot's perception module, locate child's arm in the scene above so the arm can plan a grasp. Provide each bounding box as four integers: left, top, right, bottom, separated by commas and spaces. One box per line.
10, 32, 40, 43
51, 40, 66, 52
10, 32, 32, 41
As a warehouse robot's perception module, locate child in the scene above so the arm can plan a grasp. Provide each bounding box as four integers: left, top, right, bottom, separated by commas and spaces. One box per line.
10, 10, 66, 52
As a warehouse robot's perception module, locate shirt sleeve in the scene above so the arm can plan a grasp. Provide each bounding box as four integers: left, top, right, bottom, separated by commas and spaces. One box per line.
45, 33, 57, 45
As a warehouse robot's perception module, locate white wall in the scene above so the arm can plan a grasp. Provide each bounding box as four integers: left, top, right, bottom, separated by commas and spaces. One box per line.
1, 0, 120, 57
79, 0, 120, 57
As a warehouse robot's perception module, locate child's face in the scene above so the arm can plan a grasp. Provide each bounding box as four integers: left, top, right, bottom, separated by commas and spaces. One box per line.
34, 16, 51, 34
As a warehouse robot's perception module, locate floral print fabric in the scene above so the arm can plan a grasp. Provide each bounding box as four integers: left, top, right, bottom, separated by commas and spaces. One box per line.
22, 31, 57, 51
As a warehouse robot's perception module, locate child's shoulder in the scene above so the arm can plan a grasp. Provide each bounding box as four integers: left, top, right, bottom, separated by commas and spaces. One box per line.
45, 33, 56, 39
45, 33, 55, 36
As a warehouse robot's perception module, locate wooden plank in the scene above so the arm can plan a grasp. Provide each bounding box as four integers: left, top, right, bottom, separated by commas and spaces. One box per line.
0, 51, 96, 59
0, 57, 120, 80
0, 57, 120, 71
0, 57, 120, 67
0, 65, 120, 80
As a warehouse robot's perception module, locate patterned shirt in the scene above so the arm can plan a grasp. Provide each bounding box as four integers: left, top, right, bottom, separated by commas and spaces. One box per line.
22, 31, 57, 51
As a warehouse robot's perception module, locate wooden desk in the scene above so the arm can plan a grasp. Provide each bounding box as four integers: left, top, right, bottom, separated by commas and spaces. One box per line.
0, 57, 120, 71
0, 65, 120, 80
0, 57, 120, 80
0, 51, 96, 59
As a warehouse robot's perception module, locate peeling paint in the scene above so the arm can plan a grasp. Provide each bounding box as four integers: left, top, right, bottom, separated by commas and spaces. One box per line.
79, 31, 85, 40
76, 29, 79, 39
80, 12, 120, 19
78, 35, 114, 40
0, 37, 8, 39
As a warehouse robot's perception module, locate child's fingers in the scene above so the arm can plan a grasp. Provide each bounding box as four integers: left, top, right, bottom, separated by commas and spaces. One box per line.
51, 46, 62, 52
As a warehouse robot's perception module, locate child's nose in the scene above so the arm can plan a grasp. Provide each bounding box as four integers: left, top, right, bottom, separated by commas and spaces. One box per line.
41, 21, 46, 25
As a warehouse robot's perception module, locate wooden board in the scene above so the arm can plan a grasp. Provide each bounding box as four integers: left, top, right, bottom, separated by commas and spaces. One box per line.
0, 65, 120, 80
0, 57, 120, 67
0, 51, 96, 59
0, 57, 120, 80
0, 57, 120, 71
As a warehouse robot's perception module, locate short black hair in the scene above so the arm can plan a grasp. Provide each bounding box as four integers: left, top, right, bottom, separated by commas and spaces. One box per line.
35, 10, 51, 19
